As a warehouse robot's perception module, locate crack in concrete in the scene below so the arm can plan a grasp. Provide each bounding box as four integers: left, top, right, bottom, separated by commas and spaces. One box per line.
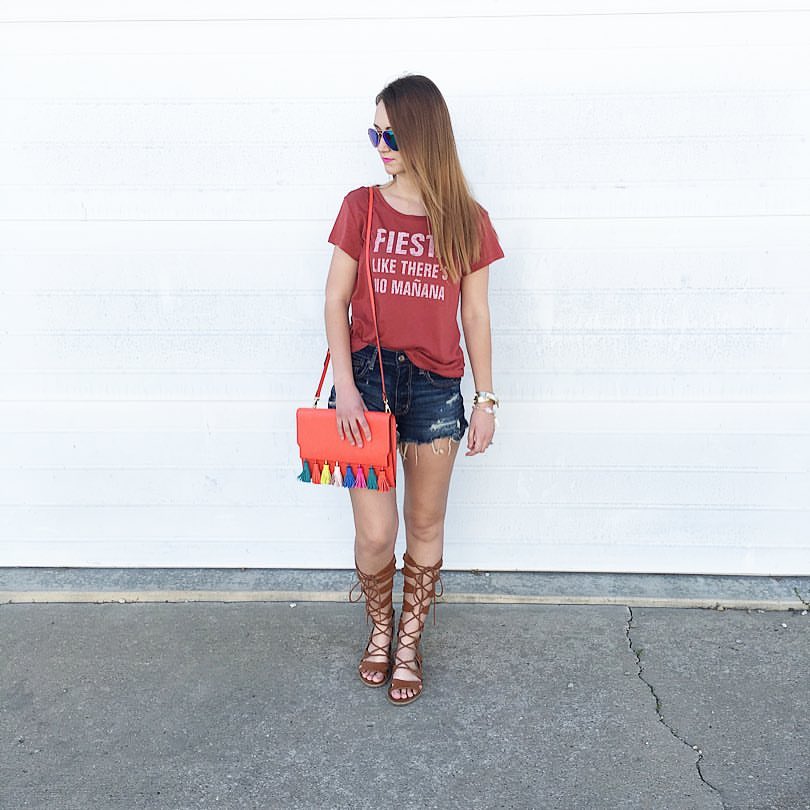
624, 606, 725, 808
792, 586, 810, 609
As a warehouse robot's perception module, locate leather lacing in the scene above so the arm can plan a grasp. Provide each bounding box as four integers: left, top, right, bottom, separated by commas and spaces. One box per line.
388, 550, 444, 699
348, 555, 397, 680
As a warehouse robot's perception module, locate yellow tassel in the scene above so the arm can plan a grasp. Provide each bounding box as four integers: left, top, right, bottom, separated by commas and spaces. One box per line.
320, 461, 332, 485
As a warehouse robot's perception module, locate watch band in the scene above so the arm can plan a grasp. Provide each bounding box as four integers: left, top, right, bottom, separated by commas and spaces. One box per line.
473, 391, 499, 407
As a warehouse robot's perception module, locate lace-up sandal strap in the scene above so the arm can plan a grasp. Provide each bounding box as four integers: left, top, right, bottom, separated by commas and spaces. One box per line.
400, 551, 444, 628
388, 554, 444, 701
359, 621, 394, 676
388, 612, 424, 691
348, 555, 397, 626
391, 600, 426, 685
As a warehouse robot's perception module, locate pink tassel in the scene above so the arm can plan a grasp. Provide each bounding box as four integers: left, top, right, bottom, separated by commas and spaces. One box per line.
354, 465, 367, 488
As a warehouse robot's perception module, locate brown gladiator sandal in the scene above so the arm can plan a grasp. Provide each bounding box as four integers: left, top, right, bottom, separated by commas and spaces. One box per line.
387, 550, 444, 706
348, 554, 397, 687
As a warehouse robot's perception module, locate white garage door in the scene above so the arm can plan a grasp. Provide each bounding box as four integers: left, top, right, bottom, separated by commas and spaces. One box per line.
1, 1, 808, 574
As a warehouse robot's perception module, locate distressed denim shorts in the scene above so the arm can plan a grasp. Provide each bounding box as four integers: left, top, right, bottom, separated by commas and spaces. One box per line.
327, 343, 469, 456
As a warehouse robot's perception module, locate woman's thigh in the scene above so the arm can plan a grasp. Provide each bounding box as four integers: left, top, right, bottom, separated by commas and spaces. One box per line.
348, 486, 398, 546
400, 436, 461, 535
396, 361, 467, 531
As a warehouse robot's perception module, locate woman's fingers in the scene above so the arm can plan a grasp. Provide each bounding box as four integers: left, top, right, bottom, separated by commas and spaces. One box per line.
466, 411, 496, 456
336, 412, 372, 447
334, 386, 371, 446
466, 425, 482, 456
466, 425, 477, 453
348, 417, 364, 447
349, 413, 373, 447
359, 414, 372, 443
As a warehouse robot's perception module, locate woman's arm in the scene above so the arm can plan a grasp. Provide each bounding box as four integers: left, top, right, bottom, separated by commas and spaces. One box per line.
460, 267, 496, 456
324, 245, 371, 447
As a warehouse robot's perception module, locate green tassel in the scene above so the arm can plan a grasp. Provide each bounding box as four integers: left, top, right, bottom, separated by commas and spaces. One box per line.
297, 460, 311, 483
367, 466, 378, 490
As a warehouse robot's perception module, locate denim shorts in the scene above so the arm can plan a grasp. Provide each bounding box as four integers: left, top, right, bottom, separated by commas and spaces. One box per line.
327, 343, 469, 449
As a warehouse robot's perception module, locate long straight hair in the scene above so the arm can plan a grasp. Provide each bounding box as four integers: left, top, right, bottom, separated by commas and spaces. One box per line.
375, 74, 485, 284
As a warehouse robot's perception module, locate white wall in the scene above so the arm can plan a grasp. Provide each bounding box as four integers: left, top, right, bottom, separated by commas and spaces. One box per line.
1, 1, 808, 574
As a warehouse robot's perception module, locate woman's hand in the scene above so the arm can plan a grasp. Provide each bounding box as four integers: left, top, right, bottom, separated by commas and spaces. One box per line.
465, 406, 496, 456
335, 385, 372, 448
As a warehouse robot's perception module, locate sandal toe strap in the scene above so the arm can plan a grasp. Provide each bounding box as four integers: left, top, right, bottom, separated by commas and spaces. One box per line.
359, 658, 391, 674
389, 676, 422, 692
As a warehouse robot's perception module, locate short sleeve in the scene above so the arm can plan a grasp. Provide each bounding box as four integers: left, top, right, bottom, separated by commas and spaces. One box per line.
327, 190, 364, 261
469, 206, 505, 273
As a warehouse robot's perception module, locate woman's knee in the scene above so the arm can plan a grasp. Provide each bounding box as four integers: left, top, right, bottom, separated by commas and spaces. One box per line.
355, 526, 398, 556
354, 512, 399, 554
403, 507, 445, 544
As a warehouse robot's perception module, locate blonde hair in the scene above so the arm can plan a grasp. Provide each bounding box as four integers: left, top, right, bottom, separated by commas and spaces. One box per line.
376, 74, 487, 284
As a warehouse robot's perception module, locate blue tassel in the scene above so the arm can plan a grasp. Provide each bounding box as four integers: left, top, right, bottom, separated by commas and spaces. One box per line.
343, 465, 356, 487
297, 460, 311, 483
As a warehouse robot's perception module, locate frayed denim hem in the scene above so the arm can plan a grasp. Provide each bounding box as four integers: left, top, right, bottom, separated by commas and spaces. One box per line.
397, 435, 462, 465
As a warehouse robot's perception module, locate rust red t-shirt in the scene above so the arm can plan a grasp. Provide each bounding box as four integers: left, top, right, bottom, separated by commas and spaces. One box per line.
327, 184, 505, 377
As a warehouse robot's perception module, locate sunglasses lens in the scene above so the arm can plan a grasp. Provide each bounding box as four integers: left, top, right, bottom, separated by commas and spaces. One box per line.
383, 130, 399, 151
367, 128, 380, 148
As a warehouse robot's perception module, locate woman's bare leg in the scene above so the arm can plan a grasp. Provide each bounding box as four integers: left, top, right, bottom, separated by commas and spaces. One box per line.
390, 436, 461, 700
349, 487, 399, 684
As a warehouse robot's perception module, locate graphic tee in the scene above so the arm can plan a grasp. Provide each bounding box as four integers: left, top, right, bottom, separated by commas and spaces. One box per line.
327, 184, 505, 377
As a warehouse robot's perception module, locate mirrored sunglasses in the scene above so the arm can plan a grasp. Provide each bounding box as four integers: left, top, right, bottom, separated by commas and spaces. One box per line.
368, 126, 399, 151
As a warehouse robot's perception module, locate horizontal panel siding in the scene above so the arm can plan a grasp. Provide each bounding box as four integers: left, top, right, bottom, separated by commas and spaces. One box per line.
3, 431, 809, 471
1, 2, 808, 573
3, 291, 809, 332
3, 244, 808, 290
2, 333, 808, 373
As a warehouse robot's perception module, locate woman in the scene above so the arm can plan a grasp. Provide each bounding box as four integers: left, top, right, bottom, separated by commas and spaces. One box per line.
324, 74, 504, 705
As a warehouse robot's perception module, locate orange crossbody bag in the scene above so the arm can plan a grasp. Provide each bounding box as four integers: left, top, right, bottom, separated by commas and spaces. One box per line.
295, 186, 397, 491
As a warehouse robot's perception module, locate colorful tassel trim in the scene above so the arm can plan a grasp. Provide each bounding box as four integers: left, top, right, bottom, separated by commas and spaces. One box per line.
297, 460, 392, 491
343, 465, 355, 488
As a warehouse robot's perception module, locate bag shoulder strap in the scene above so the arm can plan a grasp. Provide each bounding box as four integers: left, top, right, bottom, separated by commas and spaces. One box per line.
314, 186, 389, 411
